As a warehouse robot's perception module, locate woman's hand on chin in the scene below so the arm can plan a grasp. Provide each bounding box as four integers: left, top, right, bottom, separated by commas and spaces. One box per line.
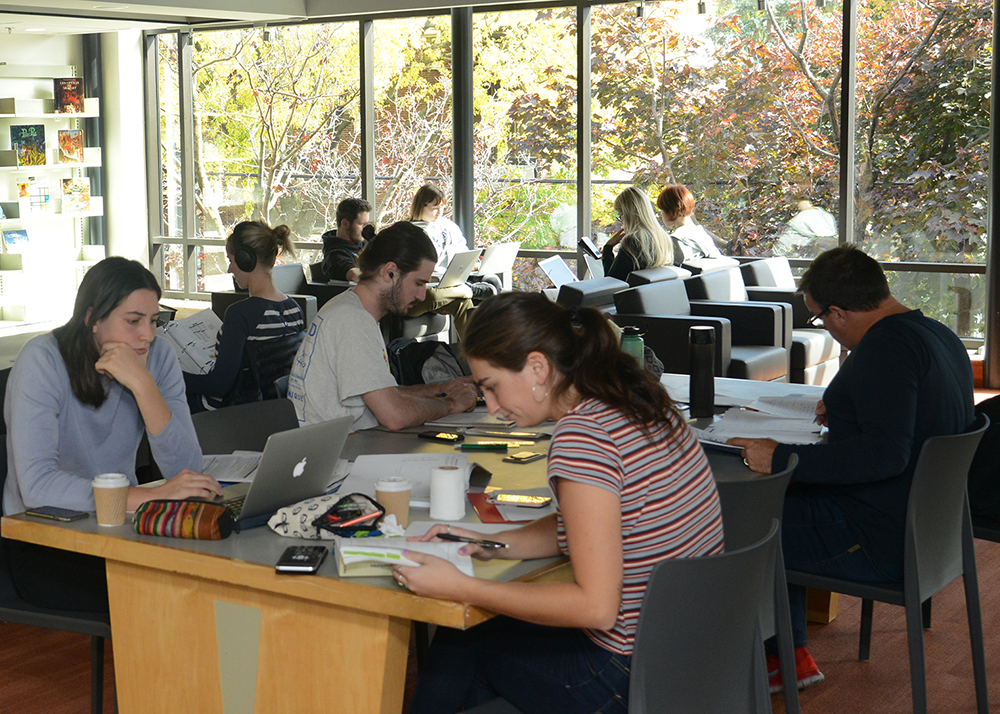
95, 342, 150, 391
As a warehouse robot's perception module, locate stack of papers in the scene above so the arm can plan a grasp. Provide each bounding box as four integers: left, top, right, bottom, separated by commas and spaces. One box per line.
201, 451, 261, 482
337, 453, 471, 507
693, 395, 824, 447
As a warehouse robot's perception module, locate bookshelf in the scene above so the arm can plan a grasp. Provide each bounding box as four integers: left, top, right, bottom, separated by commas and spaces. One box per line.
0, 64, 104, 329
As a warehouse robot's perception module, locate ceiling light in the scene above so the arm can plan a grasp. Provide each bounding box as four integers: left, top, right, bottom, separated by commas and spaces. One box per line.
93, 4, 130, 9
24, 28, 47, 32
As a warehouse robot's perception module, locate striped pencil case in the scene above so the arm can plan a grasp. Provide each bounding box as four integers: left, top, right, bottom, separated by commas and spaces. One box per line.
133, 498, 238, 540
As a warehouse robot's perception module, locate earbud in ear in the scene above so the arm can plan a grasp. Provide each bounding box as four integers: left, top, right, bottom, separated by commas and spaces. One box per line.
389, 272, 394, 279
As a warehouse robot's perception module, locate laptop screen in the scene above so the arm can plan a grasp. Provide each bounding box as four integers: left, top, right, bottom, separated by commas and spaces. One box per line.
538, 255, 579, 288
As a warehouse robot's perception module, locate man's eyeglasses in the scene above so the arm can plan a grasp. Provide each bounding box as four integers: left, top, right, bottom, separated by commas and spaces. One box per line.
807, 308, 831, 327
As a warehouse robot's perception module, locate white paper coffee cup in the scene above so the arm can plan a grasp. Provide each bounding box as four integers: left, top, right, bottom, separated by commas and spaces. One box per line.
93, 473, 130, 526
376, 477, 411, 528
430, 466, 466, 521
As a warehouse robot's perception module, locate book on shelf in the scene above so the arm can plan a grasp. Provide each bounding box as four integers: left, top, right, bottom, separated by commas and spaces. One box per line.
157, 308, 223, 375
61, 177, 91, 213
2, 230, 28, 252
57, 129, 84, 164
16, 178, 51, 215
10, 125, 46, 167
53, 78, 84, 114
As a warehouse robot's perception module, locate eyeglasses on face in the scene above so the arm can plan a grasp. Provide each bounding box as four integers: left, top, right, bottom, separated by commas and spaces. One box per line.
807, 307, 831, 327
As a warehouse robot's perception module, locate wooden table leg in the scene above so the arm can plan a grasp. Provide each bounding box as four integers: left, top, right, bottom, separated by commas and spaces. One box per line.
107, 561, 410, 714
806, 589, 839, 624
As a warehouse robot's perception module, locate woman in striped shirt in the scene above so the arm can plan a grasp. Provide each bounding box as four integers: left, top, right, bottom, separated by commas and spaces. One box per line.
400, 292, 723, 714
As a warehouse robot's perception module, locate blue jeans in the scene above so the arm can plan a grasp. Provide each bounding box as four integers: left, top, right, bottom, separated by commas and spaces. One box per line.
408, 617, 631, 714
777, 489, 903, 649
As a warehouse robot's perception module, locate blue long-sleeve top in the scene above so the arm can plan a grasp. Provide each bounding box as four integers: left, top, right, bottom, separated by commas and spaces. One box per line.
772, 310, 974, 567
3, 333, 203, 515
184, 296, 303, 400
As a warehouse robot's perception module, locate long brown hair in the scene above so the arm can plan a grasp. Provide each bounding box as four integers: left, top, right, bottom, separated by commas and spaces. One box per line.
463, 292, 681, 438
53, 257, 162, 407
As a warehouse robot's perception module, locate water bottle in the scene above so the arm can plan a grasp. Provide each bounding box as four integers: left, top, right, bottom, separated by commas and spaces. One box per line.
621, 326, 645, 366
689, 326, 715, 418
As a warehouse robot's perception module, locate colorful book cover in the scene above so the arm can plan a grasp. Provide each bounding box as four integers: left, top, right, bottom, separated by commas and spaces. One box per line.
2, 229, 28, 251
10, 125, 45, 167
61, 177, 91, 213
53, 78, 84, 114
57, 129, 84, 164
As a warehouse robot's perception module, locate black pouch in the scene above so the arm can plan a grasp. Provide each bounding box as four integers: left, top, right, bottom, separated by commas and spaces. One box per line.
312, 493, 386, 537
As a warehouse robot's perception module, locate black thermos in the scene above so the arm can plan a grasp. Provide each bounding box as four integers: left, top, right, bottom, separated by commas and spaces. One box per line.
689, 326, 715, 418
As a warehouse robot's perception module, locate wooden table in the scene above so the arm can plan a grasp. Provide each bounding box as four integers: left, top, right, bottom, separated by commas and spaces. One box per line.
1, 427, 563, 714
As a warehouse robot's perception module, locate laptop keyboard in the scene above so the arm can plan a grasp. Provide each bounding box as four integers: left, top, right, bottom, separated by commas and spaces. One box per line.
224, 494, 246, 518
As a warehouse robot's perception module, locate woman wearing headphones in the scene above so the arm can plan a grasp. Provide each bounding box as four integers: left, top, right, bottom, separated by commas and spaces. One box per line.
184, 221, 305, 411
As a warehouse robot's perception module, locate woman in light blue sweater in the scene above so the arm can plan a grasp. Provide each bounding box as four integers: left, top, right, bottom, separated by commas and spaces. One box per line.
3, 257, 222, 612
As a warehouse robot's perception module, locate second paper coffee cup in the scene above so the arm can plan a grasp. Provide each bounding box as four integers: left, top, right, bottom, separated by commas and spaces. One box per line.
376, 477, 411, 528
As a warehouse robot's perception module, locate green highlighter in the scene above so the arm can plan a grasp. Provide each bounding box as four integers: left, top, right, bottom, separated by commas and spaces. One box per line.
459, 441, 509, 451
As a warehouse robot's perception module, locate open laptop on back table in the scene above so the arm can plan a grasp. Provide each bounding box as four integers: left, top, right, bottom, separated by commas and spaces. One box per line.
217, 415, 353, 528
431, 249, 483, 289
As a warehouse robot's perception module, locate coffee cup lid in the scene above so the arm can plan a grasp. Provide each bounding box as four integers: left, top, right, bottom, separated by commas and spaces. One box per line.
375, 477, 411, 492
93, 473, 129, 488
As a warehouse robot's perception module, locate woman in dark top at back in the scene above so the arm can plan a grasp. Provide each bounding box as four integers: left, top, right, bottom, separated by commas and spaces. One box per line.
185, 221, 304, 411
602, 186, 674, 281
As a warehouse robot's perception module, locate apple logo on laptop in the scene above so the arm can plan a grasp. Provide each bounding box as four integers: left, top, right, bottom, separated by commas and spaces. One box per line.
292, 457, 307, 478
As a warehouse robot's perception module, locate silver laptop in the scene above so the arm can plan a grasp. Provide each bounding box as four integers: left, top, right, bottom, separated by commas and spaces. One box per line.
538, 255, 579, 289
221, 415, 353, 528
432, 249, 483, 289
477, 242, 521, 275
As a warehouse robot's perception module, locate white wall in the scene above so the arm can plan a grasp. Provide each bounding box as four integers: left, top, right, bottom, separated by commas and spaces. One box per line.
101, 30, 149, 266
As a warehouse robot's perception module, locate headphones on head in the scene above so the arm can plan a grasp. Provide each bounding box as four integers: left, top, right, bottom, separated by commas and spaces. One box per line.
232, 235, 258, 273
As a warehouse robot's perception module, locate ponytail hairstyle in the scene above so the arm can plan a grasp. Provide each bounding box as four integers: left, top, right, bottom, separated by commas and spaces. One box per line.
53, 257, 162, 408
356, 222, 437, 281
227, 221, 296, 271
463, 292, 681, 439
614, 186, 674, 268
409, 183, 446, 221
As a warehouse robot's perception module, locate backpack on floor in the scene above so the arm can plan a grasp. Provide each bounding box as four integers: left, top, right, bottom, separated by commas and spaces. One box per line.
386, 337, 466, 386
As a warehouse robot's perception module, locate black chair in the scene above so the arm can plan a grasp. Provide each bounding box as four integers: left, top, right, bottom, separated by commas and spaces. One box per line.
0, 376, 112, 714
740, 257, 840, 385
462, 523, 780, 714
613, 279, 789, 381
626, 265, 691, 286
555, 276, 628, 312
715, 455, 800, 714
786, 415, 990, 714
220, 331, 305, 407
190, 398, 299, 454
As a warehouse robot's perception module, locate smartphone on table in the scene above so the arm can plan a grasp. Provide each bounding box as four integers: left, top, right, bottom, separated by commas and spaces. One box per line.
418, 431, 464, 444
25, 506, 89, 522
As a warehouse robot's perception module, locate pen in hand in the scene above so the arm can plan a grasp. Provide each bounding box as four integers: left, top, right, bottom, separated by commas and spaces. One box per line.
436, 533, 509, 549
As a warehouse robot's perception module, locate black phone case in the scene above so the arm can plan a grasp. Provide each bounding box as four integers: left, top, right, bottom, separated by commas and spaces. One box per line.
275, 545, 328, 573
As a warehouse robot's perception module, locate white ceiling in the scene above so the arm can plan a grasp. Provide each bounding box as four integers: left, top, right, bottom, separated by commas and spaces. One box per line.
0, 0, 309, 34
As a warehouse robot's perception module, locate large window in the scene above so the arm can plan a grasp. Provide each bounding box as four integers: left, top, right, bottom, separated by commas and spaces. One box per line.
153, 24, 361, 294
147, 0, 994, 340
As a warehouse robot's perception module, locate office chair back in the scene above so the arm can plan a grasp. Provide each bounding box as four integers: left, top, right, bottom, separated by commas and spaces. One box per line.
191, 398, 299, 454
629, 520, 779, 714
0, 366, 112, 714
614, 279, 693, 316
715, 455, 800, 714
906, 413, 988, 601
740, 257, 796, 290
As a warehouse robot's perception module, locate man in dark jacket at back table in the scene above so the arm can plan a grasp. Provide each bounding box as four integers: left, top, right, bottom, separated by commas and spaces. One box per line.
730, 246, 975, 695
321, 197, 373, 282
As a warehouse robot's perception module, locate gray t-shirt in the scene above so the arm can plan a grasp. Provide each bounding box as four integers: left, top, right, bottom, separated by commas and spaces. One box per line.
3, 333, 202, 515
287, 290, 397, 431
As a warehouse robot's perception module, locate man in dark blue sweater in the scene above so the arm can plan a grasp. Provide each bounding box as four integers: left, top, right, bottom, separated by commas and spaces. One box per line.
731, 246, 975, 694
